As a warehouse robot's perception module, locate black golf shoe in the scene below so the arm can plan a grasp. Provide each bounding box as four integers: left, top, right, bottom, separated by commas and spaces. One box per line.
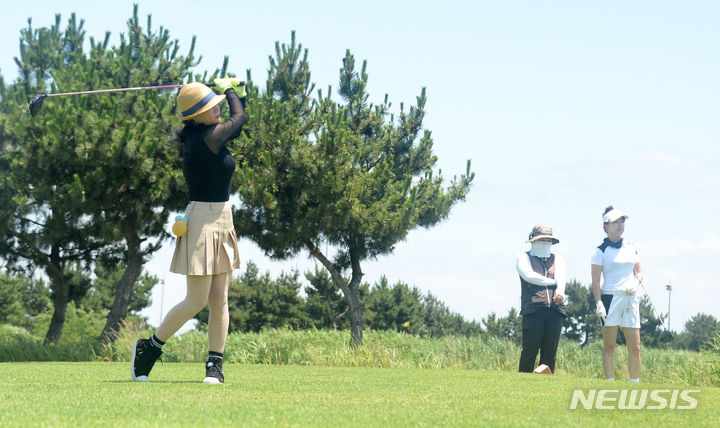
203, 357, 224, 384
131, 338, 162, 382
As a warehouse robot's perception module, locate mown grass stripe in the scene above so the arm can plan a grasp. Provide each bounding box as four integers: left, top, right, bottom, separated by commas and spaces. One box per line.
1, 363, 718, 427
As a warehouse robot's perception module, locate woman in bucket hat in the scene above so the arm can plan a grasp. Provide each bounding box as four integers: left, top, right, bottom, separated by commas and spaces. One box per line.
515, 224, 566, 374
132, 78, 247, 384
592, 205, 643, 382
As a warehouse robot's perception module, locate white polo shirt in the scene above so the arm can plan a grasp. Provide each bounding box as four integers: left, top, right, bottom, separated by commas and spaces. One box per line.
591, 241, 639, 293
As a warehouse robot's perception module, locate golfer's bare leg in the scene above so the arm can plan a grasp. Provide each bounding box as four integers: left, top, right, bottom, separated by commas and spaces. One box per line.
155, 275, 212, 342
624, 327, 641, 380
207, 272, 230, 353
602, 326, 618, 380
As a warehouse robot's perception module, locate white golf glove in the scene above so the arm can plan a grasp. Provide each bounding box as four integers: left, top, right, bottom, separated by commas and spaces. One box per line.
596, 300, 607, 322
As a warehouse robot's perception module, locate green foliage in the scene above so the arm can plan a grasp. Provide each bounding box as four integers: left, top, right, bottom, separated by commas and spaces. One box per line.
28, 301, 106, 344
364, 277, 424, 332
363, 277, 482, 338
678, 313, 720, 351
53, 325, 720, 386
0, 273, 51, 329
79, 264, 157, 314
705, 332, 720, 386
194, 261, 309, 332
482, 308, 522, 344
424, 293, 483, 337
0, 14, 111, 341
234, 32, 473, 344
164, 329, 720, 385
4, 317, 720, 387
303, 267, 350, 330
192, 262, 480, 338
0, 6, 225, 343
1, 14, 113, 273
638, 294, 668, 347
0, 327, 98, 362
562, 279, 601, 345
0, 301, 107, 361
237, 40, 474, 265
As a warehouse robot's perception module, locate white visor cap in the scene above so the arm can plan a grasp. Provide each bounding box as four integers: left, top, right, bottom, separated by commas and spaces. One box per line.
603, 208, 629, 223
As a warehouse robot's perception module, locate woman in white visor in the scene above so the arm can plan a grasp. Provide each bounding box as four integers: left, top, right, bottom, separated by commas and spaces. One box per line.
591, 205, 643, 382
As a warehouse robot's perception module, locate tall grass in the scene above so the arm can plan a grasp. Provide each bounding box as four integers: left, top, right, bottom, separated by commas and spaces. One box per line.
2, 323, 718, 387
0, 324, 99, 361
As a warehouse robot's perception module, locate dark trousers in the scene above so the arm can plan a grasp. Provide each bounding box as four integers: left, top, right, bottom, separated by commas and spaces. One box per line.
519, 309, 563, 373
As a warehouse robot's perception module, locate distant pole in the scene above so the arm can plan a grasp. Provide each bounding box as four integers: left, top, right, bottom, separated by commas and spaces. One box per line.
665, 282, 672, 330
159, 277, 166, 322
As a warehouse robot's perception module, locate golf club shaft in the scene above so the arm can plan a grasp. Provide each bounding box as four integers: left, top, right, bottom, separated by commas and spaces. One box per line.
637, 278, 668, 329
42, 83, 215, 98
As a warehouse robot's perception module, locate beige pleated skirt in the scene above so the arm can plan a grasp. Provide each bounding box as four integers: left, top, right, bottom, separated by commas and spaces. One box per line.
170, 201, 241, 275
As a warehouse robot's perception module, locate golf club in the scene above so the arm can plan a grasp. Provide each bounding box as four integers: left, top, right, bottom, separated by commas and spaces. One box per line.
636, 275, 674, 342
28, 81, 243, 117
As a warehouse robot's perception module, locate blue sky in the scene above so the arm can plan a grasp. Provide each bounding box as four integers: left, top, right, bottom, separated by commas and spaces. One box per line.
2, 1, 719, 333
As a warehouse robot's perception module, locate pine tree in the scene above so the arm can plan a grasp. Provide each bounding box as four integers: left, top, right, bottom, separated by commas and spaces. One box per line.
0, 14, 113, 344
195, 261, 308, 332
0, 6, 223, 343
562, 279, 602, 346
303, 267, 349, 330
680, 313, 719, 351
235, 33, 474, 345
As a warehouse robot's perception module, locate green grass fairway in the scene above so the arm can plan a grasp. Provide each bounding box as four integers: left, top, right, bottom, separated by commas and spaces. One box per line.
1, 363, 718, 427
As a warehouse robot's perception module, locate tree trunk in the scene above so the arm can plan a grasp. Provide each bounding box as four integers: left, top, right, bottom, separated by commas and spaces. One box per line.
308, 243, 364, 346
346, 280, 363, 346
44, 245, 69, 345
45, 279, 70, 345
99, 231, 144, 343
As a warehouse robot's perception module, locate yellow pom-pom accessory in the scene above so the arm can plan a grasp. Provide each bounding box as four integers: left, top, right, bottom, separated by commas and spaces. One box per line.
172, 215, 188, 237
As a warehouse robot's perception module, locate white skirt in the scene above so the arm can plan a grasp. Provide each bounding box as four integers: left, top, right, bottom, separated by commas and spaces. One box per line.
170, 201, 241, 275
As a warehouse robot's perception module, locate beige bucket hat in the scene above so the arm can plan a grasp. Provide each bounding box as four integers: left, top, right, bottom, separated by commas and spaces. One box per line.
527, 224, 559, 244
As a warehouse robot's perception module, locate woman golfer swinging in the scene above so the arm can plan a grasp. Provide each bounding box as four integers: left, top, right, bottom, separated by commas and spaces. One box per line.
592, 205, 643, 382
132, 78, 247, 383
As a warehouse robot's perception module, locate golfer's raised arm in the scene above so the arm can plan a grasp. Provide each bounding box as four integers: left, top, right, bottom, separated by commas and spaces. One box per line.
204, 88, 247, 152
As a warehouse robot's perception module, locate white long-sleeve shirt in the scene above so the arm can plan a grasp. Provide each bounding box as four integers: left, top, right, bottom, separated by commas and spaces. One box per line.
515, 252, 566, 297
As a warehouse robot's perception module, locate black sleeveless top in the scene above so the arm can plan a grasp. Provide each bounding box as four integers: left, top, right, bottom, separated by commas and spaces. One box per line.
181, 89, 246, 202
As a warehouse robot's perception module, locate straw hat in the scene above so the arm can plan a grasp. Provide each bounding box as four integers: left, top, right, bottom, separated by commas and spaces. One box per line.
527, 224, 559, 244
177, 82, 225, 121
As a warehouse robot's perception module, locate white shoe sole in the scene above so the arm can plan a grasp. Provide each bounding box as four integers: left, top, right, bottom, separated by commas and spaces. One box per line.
202, 377, 222, 384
